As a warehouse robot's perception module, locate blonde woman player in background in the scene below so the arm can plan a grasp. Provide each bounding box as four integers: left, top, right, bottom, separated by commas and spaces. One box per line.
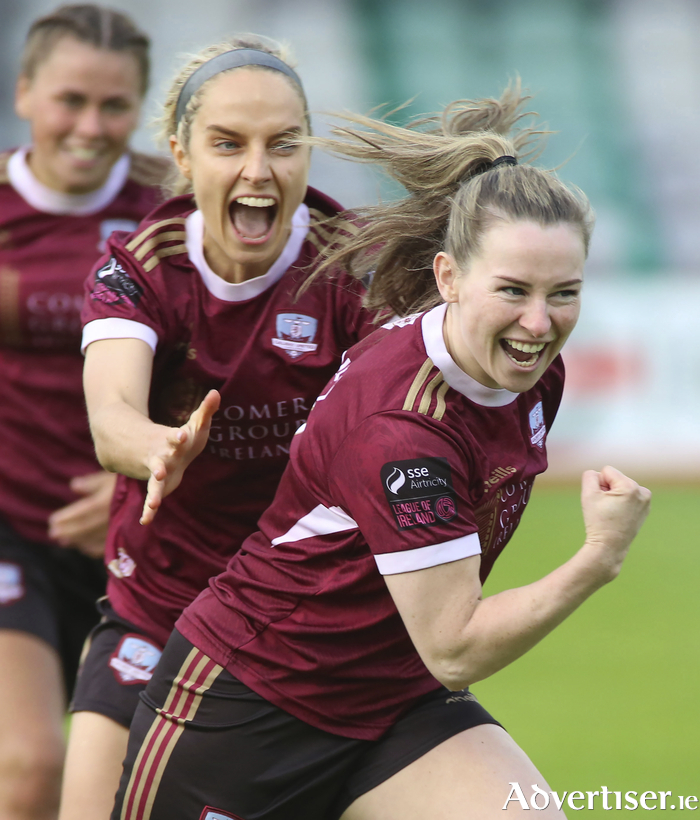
0, 5, 166, 820
112, 89, 650, 820
59, 34, 376, 820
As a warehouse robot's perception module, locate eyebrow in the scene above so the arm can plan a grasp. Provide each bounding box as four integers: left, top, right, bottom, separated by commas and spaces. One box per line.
495, 275, 583, 288
205, 125, 304, 139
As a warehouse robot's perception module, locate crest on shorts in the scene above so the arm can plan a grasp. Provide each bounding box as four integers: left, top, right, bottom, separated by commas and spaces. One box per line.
109, 634, 162, 685
528, 401, 546, 449
271, 313, 318, 359
200, 809, 245, 820
0, 562, 24, 605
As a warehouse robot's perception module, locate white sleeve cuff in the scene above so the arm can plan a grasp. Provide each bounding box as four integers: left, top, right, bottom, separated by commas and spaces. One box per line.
374, 531, 481, 575
81, 318, 158, 354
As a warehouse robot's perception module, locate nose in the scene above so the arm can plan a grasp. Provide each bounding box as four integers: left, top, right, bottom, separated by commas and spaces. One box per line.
75, 105, 106, 139
519, 298, 552, 338
241, 144, 272, 186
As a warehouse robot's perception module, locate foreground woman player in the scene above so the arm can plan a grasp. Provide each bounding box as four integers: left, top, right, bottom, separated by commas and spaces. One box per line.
61, 34, 374, 820
113, 88, 650, 820
0, 5, 164, 819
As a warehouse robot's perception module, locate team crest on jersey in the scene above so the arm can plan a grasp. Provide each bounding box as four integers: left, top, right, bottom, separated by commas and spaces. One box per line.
109, 634, 162, 685
528, 401, 546, 448
107, 547, 136, 579
0, 563, 24, 605
98, 218, 138, 252
90, 256, 143, 307
381, 457, 458, 530
271, 313, 318, 359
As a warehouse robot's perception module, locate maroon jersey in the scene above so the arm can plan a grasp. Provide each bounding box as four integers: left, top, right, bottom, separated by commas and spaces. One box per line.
178, 304, 565, 740
0, 148, 166, 544
81, 189, 375, 646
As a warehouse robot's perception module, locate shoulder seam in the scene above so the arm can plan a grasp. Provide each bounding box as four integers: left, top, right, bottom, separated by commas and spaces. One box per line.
125, 218, 187, 252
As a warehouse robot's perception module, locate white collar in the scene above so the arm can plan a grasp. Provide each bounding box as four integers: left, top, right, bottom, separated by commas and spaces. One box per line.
7, 146, 131, 215
421, 303, 519, 407
185, 203, 309, 302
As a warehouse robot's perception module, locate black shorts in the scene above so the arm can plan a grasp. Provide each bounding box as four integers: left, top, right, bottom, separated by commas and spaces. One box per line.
0, 517, 106, 695
113, 630, 502, 820
70, 598, 163, 728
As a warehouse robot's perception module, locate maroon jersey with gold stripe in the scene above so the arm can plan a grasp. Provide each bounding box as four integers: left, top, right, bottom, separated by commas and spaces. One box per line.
0, 149, 166, 543
81, 188, 376, 646
178, 305, 564, 739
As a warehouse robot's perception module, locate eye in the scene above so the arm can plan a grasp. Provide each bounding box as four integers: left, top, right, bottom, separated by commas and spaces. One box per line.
102, 98, 132, 114
215, 139, 241, 152
60, 92, 85, 109
551, 289, 580, 301
502, 286, 526, 296
271, 140, 297, 154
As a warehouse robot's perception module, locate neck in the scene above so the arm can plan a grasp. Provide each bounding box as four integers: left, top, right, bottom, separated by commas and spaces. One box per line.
25, 149, 99, 195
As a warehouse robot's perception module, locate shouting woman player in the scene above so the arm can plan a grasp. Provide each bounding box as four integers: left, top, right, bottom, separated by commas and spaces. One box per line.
112, 87, 651, 820
0, 5, 165, 819
60, 34, 375, 820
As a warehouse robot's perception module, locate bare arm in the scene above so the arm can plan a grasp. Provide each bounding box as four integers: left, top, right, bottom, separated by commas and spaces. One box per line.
384, 466, 651, 691
83, 338, 220, 524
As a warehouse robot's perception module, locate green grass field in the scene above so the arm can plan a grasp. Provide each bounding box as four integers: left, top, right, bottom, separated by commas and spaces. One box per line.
472, 483, 700, 814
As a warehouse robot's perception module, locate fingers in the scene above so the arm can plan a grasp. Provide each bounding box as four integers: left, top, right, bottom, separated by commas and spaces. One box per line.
582, 466, 651, 499
186, 390, 221, 433
140, 460, 167, 525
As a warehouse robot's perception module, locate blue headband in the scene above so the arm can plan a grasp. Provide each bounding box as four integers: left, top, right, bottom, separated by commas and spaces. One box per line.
175, 48, 304, 124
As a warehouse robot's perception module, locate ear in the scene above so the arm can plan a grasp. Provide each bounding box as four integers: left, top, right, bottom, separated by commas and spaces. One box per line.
169, 135, 192, 180
433, 252, 460, 303
14, 75, 32, 120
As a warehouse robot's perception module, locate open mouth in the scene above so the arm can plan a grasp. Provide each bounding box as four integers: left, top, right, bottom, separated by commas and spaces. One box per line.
229, 196, 278, 244
500, 339, 548, 368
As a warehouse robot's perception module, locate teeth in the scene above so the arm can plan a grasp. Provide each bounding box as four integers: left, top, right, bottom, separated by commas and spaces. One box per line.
235, 196, 275, 207
506, 340, 546, 354
68, 147, 100, 160
505, 351, 540, 367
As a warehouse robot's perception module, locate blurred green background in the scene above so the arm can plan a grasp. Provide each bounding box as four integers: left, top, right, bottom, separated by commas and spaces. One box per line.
473, 483, 699, 814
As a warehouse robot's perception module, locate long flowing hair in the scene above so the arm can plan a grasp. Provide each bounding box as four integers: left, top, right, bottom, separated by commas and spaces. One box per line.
308, 83, 594, 317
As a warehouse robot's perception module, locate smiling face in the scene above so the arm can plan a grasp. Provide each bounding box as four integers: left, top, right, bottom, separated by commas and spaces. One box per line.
434, 219, 586, 393
171, 67, 311, 283
15, 35, 143, 194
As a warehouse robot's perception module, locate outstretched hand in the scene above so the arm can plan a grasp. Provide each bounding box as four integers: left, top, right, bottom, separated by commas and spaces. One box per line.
140, 389, 221, 525
580, 465, 651, 580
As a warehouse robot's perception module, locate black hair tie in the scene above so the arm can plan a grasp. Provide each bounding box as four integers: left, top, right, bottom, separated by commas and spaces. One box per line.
490, 155, 518, 169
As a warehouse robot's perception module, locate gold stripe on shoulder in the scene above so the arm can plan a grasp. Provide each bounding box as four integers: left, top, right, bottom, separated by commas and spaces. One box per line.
142, 243, 188, 272
125, 219, 187, 253
333, 217, 360, 237
0, 266, 22, 346
433, 379, 450, 421
308, 208, 360, 241
305, 230, 324, 255
133, 231, 187, 261
418, 371, 444, 415
402, 358, 434, 412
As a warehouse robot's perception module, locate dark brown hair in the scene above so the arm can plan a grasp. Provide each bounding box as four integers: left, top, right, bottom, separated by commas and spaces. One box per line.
21, 4, 150, 96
